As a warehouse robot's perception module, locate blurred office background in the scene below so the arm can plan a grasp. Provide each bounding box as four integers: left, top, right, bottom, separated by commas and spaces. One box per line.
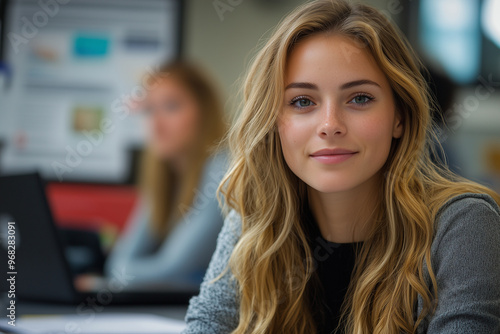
0, 0, 499, 256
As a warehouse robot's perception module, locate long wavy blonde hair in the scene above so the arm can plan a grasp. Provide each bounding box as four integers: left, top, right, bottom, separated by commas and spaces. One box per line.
219, 1, 500, 333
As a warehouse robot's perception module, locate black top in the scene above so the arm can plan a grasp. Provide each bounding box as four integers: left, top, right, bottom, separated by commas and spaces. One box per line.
303, 203, 362, 334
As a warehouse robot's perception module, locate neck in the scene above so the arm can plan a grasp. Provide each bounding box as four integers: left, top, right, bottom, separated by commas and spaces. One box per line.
307, 173, 382, 243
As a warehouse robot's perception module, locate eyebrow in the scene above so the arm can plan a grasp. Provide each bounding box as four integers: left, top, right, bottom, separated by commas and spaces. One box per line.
285, 79, 381, 91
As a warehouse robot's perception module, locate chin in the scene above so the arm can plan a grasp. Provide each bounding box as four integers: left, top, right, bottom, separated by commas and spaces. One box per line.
305, 177, 358, 194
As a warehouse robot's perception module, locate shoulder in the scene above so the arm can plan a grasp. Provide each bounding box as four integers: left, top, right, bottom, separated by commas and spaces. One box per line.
199, 149, 230, 185
219, 209, 243, 244
191, 149, 229, 201
205, 149, 229, 175
437, 192, 500, 217
434, 192, 500, 237
431, 192, 500, 260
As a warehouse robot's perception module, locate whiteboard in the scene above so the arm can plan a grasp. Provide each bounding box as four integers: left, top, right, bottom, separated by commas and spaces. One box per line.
0, 0, 182, 182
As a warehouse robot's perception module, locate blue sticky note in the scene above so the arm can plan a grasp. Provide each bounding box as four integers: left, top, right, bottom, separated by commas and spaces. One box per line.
73, 34, 110, 58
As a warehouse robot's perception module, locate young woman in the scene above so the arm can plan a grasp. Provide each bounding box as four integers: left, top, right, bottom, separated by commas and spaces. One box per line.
183, 1, 500, 333
104, 61, 228, 286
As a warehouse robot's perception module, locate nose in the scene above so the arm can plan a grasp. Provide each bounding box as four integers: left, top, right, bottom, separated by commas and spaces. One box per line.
317, 103, 346, 138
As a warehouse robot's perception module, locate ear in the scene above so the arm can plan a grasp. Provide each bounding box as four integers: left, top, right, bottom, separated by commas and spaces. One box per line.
392, 110, 403, 139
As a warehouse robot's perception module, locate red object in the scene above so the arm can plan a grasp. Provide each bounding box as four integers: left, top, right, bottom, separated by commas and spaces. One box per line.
45, 183, 138, 232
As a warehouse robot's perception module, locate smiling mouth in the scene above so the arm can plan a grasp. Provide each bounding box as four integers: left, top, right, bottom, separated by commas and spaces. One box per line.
309, 149, 358, 164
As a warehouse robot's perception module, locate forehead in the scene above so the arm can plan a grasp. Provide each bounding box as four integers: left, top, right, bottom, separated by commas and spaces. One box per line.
285, 33, 389, 89
147, 75, 186, 96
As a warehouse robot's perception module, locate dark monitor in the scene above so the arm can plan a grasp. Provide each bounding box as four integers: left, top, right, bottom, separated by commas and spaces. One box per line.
0, 172, 76, 303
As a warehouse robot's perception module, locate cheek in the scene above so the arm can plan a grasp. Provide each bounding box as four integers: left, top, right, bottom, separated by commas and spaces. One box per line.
172, 106, 200, 141
149, 116, 169, 136
147, 117, 170, 154
278, 116, 311, 168
355, 114, 395, 161
183, 106, 201, 132
277, 119, 293, 162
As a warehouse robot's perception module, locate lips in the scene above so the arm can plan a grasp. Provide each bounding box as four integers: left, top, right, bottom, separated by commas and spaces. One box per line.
310, 148, 357, 156
310, 148, 358, 164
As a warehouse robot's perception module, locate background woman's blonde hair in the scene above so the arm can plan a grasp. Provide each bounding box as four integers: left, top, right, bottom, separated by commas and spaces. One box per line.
140, 60, 227, 237
218, 1, 500, 333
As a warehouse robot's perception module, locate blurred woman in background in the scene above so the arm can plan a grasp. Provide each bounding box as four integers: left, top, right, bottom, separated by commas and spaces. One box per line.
105, 60, 228, 286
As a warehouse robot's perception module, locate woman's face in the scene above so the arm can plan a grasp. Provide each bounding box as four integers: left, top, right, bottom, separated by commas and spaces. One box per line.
143, 77, 201, 160
278, 33, 403, 194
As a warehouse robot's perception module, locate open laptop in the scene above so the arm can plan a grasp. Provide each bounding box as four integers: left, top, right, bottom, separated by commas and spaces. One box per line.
0, 172, 199, 305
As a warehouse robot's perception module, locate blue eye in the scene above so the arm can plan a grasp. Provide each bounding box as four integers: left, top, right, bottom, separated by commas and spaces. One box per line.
290, 96, 314, 109
349, 94, 374, 105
